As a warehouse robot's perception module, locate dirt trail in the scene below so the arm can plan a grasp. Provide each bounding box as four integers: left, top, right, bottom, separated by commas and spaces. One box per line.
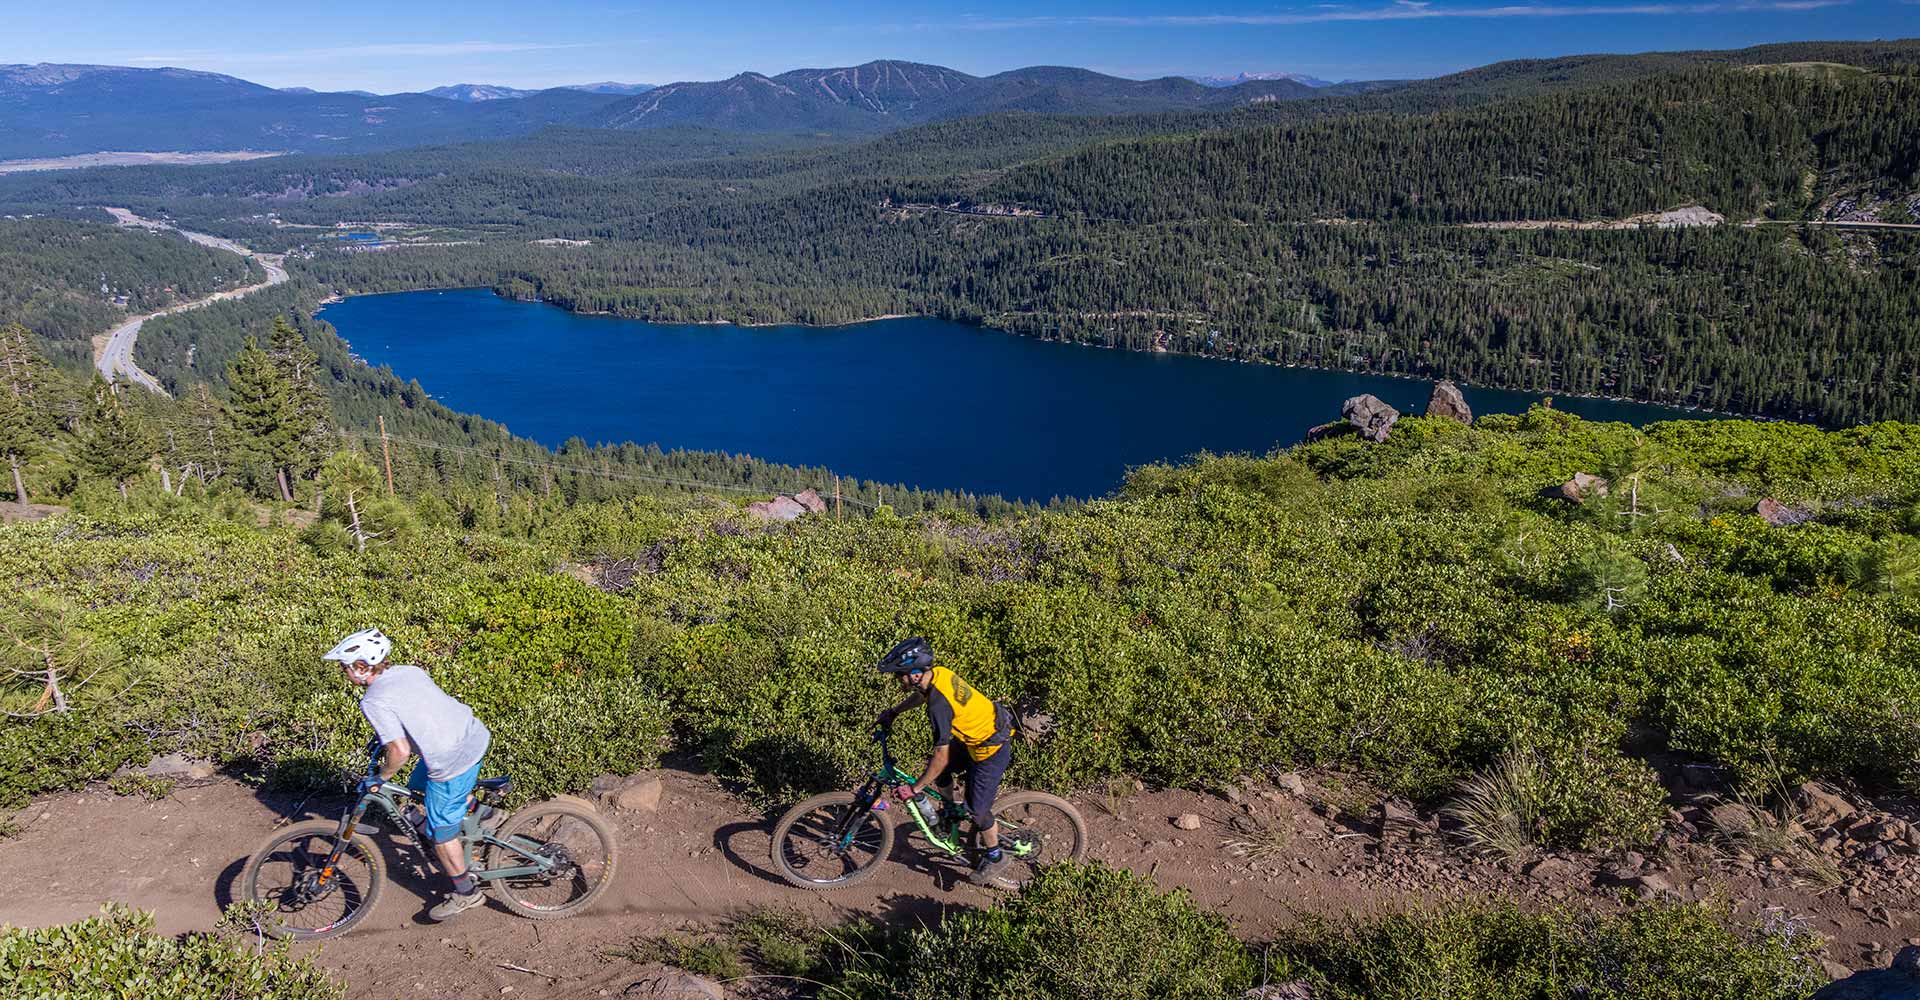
2, 769, 1912, 998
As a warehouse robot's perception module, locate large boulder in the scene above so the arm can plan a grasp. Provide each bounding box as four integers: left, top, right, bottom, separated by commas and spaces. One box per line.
745, 494, 809, 521
1341, 394, 1400, 443
592, 773, 662, 813
1540, 472, 1610, 503
1425, 380, 1473, 424
1792, 781, 1860, 830
132, 753, 217, 786
1811, 945, 1920, 1000
791, 489, 828, 514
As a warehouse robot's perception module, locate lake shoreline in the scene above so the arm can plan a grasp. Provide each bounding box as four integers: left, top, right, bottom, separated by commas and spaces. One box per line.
323, 284, 1776, 426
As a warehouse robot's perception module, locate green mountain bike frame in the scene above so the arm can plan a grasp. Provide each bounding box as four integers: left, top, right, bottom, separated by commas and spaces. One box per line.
849, 729, 1034, 858
300, 742, 562, 903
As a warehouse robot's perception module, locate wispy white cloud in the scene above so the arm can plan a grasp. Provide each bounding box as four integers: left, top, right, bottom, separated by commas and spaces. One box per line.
920, 0, 1849, 30
126, 40, 593, 67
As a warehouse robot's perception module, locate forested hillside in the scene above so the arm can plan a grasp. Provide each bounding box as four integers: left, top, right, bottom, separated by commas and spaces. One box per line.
0, 43, 1916, 450
981, 69, 1920, 222
4, 47, 1915, 428
0, 218, 256, 368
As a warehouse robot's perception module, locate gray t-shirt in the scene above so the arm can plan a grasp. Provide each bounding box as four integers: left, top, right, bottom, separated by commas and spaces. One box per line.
359, 664, 491, 781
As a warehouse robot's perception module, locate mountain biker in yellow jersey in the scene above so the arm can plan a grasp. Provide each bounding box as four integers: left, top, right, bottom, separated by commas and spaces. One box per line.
324, 628, 495, 921
874, 637, 1014, 885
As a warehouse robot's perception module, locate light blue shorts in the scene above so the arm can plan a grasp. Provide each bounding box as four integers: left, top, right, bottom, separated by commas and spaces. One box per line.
407, 758, 483, 843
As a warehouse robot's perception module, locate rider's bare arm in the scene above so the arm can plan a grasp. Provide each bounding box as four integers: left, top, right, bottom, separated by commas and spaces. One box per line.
376, 738, 411, 781
878, 691, 927, 725
913, 743, 952, 795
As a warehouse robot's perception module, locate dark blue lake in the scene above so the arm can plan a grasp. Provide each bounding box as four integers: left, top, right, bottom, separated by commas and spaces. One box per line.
322, 288, 1722, 501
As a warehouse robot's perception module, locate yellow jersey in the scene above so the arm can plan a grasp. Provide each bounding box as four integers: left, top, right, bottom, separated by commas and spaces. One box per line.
924, 666, 1011, 762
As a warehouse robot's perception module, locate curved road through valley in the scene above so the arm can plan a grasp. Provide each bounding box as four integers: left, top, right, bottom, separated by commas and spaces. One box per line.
95, 208, 289, 396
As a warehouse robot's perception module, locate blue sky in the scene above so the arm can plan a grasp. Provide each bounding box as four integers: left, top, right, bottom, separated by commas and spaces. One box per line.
6, 0, 1915, 92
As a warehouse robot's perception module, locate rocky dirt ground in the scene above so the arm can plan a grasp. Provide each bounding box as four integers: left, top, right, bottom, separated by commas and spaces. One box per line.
2, 763, 1917, 999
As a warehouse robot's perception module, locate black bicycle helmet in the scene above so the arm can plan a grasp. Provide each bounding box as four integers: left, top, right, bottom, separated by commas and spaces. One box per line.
877, 636, 934, 674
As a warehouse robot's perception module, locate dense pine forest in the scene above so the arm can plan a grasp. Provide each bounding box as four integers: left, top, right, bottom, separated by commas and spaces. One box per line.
4, 50, 1915, 428
0, 219, 256, 368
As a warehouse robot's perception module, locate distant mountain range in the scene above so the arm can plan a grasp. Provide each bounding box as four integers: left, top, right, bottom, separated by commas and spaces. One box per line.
424, 81, 655, 102
593, 60, 1328, 132
1187, 71, 1334, 88
0, 59, 1343, 157
0, 63, 619, 159
6, 42, 1909, 161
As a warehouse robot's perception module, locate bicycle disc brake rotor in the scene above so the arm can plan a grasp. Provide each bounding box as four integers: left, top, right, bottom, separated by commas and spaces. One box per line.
288, 867, 338, 905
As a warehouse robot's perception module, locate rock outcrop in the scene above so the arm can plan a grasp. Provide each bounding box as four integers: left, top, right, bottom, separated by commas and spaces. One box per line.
1341, 394, 1400, 443
1812, 946, 1920, 1000
1425, 380, 1472, 424
1541, 472, 1610, 502
1304, 420, 1349, 442
592, 772, 663, 812
620, 968, 726, 999
745, 489, 829, 521
130, 753, 216, 787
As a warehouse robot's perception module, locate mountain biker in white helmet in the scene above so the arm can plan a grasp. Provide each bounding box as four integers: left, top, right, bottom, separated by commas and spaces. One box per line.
324, 628, 493, 921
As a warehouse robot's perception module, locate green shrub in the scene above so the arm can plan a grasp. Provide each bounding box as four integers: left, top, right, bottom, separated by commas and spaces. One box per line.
847, 863, 1255, 1000
451, 574, 634, 675
4, 413, 1918, 848
1271, 902, 1826, 1000
0, 903, 343, 999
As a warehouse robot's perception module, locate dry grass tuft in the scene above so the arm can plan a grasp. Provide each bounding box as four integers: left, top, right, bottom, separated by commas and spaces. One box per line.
1223, 818, 1293, 862
1707, 791, 1846, 894
1443, 752, 1550, 863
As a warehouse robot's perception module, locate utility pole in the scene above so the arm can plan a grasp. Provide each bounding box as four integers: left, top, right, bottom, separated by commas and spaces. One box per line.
834, 476, 842, 522
378, 415, 395, 496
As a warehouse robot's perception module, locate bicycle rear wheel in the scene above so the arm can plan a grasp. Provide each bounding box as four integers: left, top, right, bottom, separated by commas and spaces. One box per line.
993, 791, 1088, 888
481, 800, 618, 919
770, 791, 895, 890
241, 819, 386, 940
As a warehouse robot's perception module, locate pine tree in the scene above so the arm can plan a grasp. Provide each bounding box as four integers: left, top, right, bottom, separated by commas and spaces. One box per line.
267, 317, 329, 485
79, 377, 156, 500
225, 337, 298, 501
169, 383, 234, 491
317, 450, 393, 552
0, 389, 35, 510
0, 324, 49, 510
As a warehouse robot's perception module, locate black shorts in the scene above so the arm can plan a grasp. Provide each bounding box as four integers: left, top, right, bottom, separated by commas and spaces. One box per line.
938, 742, 1010, 829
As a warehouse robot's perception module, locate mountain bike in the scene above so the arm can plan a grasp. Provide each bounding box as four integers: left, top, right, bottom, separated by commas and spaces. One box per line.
240, 739, 618, 940
770, 728, 1086, 890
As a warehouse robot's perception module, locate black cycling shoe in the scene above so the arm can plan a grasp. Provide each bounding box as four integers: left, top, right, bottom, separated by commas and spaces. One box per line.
969, 851, 1011, 885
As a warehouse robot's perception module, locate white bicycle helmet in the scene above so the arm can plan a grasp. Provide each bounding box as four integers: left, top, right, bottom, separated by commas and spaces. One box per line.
322, 628, 392, 667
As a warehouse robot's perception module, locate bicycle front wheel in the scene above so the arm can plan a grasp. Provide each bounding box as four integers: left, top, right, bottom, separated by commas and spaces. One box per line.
770, 791, 895, 890
241, 819, 386, 940
993, 790, 1088, 888
482, 800, 619, 919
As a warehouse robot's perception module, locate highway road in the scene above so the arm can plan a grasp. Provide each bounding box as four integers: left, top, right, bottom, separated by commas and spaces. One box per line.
94, 208, 289, 395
